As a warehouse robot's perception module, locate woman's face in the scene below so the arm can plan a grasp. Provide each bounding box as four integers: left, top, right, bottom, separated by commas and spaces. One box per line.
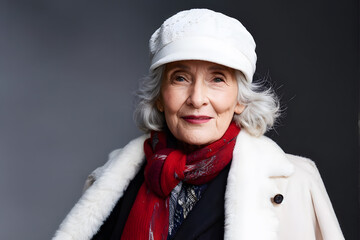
158, 60, 245, 146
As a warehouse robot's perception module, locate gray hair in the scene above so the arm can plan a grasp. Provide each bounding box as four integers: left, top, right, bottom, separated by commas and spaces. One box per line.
133, 66, 280, 137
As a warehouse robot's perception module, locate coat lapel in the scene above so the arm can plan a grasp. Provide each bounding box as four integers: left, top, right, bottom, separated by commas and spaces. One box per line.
224, 130, 294, 240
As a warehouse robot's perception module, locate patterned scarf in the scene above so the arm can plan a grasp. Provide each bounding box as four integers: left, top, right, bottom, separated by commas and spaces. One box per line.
121, 122, 240, 240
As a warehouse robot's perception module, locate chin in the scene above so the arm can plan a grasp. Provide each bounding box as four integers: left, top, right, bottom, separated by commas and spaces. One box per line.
180, 133, 214, 146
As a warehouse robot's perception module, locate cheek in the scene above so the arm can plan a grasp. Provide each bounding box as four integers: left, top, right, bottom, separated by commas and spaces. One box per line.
211, 90, 239, 114
161, 89, 185, 113
161, 94, 176, 113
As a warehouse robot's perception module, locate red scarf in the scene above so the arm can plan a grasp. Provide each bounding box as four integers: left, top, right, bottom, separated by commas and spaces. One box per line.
121, 122, 240, 240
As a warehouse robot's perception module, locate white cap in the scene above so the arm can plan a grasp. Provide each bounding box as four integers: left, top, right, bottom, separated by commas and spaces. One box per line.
149, 9, 257, 82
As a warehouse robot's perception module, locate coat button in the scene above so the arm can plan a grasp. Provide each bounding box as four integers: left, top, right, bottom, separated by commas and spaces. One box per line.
273, 194, 284, 204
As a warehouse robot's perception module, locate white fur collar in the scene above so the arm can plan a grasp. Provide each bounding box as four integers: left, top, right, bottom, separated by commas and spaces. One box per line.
53, 131, 294, 240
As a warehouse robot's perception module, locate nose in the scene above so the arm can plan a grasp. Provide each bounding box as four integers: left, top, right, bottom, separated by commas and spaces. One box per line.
186, 79, 209, 108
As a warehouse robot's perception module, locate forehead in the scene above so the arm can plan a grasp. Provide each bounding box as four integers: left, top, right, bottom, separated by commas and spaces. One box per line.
164, 60, 235, 73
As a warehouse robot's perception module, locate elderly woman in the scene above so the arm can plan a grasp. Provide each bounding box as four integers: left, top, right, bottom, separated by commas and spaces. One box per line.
53, 9, 344, 240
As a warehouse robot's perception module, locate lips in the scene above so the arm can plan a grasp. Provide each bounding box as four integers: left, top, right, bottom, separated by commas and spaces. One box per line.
182, 115, 212, 124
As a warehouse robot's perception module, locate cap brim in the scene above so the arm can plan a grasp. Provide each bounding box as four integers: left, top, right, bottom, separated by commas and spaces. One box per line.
150, 37, 255, 82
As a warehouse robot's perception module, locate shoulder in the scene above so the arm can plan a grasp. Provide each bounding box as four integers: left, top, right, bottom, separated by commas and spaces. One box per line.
286, 154, 319, 174
283, 153, 331, 207
285, 153, 323, 184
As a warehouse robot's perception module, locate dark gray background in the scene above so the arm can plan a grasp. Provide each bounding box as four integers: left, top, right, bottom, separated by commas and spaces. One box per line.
0, 0, 358, 239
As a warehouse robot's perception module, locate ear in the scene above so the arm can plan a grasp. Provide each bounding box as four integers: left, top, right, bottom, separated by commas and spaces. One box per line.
234, 102, 245, 114
156, 98, 164, 112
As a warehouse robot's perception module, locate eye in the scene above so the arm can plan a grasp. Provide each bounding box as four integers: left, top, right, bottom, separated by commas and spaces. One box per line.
175, 76, 186, 82
213, 77, 225, 83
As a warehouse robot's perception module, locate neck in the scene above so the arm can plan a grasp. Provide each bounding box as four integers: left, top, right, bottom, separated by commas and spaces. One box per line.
176, 141, 204, 154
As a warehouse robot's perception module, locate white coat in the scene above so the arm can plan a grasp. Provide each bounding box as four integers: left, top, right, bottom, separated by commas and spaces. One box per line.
53, 130, 344, 240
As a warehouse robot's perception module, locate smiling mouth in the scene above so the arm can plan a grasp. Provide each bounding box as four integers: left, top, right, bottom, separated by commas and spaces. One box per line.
182, 115, 212, 124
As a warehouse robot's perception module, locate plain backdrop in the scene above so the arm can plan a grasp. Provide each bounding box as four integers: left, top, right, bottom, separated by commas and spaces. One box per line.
0, 0, 358, 239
